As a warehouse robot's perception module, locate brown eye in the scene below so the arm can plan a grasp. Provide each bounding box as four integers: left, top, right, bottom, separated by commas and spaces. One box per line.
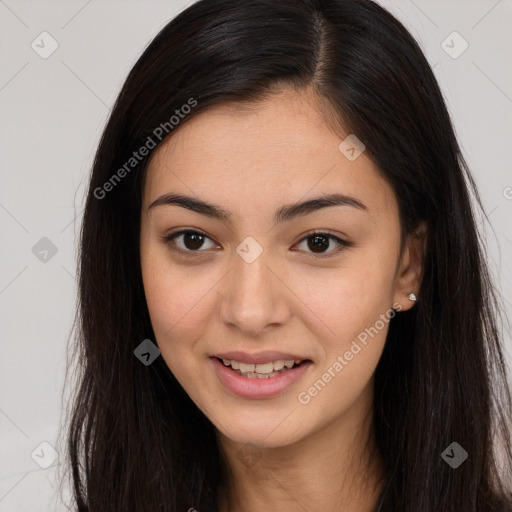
164, 229, 218, 254
163, 229, 350, 259
307, 234, 331, 253
295, 231, 350, 257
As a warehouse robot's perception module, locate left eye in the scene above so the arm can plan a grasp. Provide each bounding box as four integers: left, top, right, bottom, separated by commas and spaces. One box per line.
294, 231, 349, 257
163, 229, 350, 257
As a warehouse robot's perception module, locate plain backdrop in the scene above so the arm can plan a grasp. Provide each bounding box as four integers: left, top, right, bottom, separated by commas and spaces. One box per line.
1, 0, 511, 510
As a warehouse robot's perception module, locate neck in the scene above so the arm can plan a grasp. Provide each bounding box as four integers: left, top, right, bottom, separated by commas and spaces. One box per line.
215, 385, 386, 512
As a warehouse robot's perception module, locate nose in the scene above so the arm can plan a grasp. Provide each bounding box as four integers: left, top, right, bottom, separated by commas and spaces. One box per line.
219, 249, 291, 336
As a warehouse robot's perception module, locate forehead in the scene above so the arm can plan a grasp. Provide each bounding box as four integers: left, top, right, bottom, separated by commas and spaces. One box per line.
143, 89, 396, 218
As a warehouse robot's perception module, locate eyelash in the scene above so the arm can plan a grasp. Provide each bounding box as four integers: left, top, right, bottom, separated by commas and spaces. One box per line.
161, 229, 352, 259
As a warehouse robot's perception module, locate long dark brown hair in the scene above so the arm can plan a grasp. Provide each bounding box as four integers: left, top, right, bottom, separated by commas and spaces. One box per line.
58, 0, 512, 510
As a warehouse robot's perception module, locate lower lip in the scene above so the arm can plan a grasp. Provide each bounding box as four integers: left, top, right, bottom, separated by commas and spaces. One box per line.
211, 357, 313, 399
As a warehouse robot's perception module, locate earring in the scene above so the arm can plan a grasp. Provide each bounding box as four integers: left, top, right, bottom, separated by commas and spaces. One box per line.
408, 293, 417, 301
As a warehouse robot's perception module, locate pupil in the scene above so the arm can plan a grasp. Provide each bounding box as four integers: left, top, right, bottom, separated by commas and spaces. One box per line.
184, 232, 204, 250
307, 235, 329, 253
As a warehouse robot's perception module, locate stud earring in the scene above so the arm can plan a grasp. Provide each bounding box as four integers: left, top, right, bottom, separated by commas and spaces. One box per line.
408, 293, 417, 301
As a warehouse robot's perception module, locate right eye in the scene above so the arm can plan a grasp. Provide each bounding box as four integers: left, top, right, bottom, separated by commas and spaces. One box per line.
163, 229, 220, 255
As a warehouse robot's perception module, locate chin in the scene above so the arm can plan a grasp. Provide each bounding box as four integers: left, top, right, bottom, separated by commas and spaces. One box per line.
214, 414, 308, 450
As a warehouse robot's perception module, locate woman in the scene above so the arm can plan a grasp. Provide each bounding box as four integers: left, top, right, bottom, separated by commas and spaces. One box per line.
60, 0, 512, 510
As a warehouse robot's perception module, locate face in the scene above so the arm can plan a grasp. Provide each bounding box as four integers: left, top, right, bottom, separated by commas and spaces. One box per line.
140, 87, 423, 449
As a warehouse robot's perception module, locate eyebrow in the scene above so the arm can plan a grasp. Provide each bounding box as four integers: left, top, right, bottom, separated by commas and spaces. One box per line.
148, 192, 367, 224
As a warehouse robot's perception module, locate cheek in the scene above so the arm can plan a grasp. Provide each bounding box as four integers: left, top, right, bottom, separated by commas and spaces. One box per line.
294, 289, 391, 429
290, 244, 397, 412
298, 274, 391, 385
291, 240, 397, 345
141, 264, 210, 401
140, 245, 220, 372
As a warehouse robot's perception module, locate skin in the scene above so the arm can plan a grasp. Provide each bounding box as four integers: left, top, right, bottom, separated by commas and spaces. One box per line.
140, 86, 426, 512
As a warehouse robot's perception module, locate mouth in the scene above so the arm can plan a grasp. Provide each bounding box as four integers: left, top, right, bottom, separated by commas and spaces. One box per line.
214, 357, 308, 378
210, 354, 313, 399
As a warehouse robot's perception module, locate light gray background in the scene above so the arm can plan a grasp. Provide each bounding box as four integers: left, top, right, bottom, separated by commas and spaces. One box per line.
1, 0, 511, 510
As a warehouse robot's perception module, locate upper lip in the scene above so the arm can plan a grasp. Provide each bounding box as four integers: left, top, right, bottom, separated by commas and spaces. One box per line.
211, 351, 310, 365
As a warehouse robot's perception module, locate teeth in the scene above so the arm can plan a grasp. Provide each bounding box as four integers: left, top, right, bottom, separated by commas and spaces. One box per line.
239, 362, 255, 373
242, 371, 283, 378
219, 358, 304, 374
273, 360, 285, 370
255, 362, 274, 373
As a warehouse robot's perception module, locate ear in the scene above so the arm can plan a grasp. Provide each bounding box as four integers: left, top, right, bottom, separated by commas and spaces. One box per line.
392, 221, 428, 312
